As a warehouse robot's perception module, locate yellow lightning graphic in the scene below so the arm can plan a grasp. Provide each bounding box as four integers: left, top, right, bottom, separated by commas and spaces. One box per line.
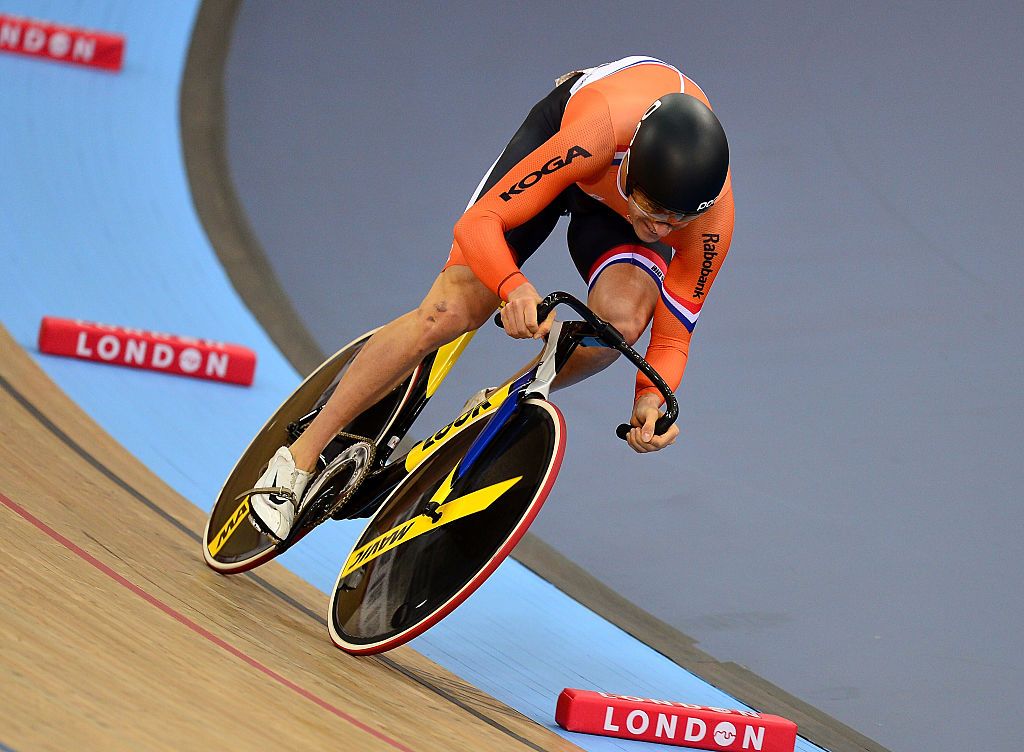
341, 474, 522, 577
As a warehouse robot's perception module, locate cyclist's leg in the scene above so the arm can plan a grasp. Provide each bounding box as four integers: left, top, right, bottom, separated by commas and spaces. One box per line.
550, 262, 660, 390
550, 194, 668, 390
288, 265, 498, 472
291, 76, 579, 471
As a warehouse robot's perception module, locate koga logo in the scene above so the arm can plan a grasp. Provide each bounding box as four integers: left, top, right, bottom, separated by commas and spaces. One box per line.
500, 145, 592, 201
692, 233, 720, 299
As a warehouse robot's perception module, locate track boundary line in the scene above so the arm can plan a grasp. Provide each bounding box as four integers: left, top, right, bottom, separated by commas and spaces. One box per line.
0, 490, 417, 752
0, 366, 557, 752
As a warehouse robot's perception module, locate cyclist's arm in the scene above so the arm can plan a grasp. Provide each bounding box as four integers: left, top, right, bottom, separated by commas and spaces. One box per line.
453, 89, 615, 300
636, 179, 735, 403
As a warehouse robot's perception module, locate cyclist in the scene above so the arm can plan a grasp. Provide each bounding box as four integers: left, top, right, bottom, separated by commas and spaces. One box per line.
250, 55, 735, 541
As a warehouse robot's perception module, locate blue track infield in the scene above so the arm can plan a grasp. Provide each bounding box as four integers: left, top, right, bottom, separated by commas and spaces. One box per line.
0, 2, 826, 750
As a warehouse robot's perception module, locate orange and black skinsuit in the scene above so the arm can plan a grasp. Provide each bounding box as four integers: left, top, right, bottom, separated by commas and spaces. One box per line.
447, 56, 735, 402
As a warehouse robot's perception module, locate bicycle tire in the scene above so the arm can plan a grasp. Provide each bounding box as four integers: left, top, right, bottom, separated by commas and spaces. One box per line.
202, 330, 386, 573
328, 398, 566, 655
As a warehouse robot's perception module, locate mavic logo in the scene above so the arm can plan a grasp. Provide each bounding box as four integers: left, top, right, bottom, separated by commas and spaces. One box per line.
208, 498, 251, 557
341, 476, 522, 576
500, 145, 592, 201
351, 521, 415, 569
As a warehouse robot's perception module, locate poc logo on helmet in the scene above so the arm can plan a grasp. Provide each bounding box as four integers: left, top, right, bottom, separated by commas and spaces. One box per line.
697, 199, 715, 212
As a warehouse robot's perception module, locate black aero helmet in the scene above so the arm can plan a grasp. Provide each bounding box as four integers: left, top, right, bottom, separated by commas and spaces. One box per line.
625, 93, 729, 216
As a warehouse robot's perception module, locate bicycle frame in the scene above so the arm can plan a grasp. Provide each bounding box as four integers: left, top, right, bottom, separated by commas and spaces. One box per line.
205, 291, 677, 571
303, 290, 679, 528
317, 317, 582, 529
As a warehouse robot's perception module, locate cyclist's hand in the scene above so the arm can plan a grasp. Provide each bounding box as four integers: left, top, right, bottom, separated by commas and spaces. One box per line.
502, 283, 554, 339
625, 393, 678, 453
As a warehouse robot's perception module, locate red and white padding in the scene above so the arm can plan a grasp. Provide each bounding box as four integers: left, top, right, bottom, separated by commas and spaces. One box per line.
38, 317, 256, 386
0, 13, 125, 71
556, 688, 797, 752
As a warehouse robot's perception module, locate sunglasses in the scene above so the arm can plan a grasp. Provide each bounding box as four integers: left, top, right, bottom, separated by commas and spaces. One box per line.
630, 189, 702, 225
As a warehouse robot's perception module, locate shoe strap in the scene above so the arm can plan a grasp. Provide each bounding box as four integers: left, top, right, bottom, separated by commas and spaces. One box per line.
235, 486, 298, 506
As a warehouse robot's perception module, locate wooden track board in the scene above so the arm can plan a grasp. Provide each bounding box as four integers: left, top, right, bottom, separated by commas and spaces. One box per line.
0, 326, 579, 752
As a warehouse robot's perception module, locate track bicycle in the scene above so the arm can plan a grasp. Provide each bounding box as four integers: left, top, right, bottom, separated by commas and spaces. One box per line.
202, 292, 677, 654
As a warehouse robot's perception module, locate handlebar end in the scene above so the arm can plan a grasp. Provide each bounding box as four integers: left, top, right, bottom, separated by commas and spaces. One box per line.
616, 415, 675, 442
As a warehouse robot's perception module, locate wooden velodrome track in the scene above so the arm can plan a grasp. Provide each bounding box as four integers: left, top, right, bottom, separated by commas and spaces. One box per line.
0, 326, 579, 752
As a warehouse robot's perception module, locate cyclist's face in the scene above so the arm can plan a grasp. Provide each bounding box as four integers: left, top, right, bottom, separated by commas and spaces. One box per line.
627, 191, 698, 242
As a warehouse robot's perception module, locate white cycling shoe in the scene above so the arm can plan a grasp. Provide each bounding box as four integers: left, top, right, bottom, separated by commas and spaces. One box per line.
248, 446, 313, 542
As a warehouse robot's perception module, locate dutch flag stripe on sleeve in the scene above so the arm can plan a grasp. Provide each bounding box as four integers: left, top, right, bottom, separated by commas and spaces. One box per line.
660, 286, 701, 332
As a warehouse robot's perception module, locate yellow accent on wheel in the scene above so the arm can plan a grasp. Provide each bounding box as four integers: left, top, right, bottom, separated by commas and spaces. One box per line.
207, 497, 251, 557
340, 476, 522, 577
